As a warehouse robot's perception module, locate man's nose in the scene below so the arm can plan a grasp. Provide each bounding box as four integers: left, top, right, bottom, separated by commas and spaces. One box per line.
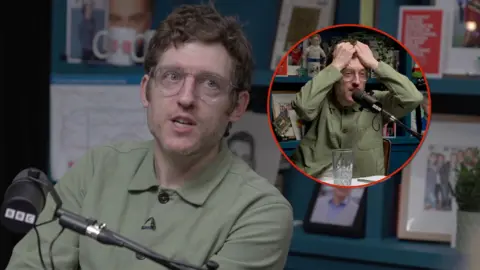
177, 76, 196, 107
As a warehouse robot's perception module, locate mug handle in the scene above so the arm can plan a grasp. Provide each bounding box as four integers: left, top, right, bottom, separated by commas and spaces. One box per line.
92, 30, 108, 59
131, 33, 145, 63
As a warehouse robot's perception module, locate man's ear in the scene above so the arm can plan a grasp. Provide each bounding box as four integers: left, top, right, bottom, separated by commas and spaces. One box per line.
140, 75, 150, 108
228, 90, 250, 123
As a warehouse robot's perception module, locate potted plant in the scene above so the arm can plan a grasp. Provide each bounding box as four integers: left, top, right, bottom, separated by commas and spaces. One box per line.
451, 147, 480, 262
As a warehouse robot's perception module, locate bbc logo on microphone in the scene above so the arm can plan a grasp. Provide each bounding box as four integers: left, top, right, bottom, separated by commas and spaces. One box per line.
4, 208, 36, 224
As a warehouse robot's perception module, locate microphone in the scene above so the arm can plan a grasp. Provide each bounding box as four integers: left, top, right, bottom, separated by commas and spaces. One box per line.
1, 168, 219, 270
352, 90, 383, 113
1, 168, 51, 234
352, 90, 422, 140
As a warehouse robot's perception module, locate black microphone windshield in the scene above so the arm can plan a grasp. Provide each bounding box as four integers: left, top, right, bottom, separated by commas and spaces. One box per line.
352, 90, 382, 110
1, 168, 49, 234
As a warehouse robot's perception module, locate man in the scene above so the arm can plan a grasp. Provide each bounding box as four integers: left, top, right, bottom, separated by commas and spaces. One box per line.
310, 188, 359, 226
7, 4, 293, 270
290, 40, 423, 179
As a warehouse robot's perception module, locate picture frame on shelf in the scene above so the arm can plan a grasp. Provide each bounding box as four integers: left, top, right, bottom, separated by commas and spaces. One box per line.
303, 184, 367, 238
397, 113, 480, 243
270, 0, 336, 70
226, 111, 282, 185
434, 0, 480, 76
397, 6, 449, 78
270, 91, 304, 141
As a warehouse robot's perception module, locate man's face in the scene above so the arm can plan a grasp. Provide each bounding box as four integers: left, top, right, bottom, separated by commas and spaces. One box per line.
437, 155, 445, 165
457, 152, 464, 162
140, 42, 249, 156
335, 57, 367, 106
109, 0, 151, 33
451, 154, 457, 164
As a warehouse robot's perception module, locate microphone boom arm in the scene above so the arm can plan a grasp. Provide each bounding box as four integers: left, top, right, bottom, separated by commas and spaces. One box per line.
30, 174, 218, 270
371, 104, 423, 140
54, 208, 198, 270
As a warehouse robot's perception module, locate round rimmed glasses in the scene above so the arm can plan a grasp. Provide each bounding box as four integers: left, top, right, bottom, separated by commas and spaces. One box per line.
149, 66, 234, 104
341, 69, 368, 82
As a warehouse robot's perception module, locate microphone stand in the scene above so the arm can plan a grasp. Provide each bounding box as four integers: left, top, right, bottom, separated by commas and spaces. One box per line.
35, 175, 218, 270
368, 103, 423, 141
53, 208, 218, 270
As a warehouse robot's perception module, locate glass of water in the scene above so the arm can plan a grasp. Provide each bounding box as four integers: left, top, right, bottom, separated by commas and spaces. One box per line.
332, 149, 354, 186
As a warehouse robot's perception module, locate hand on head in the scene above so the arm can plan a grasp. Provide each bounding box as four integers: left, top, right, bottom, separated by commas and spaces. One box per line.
331, 42, 356, 71
331, 41, 379, 71
354, 41, 379, 70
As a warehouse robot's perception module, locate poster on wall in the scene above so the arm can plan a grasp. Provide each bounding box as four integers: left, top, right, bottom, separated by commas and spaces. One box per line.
226, 111, 282, 185
397, 6, 448, 78
50, 82, 152, 181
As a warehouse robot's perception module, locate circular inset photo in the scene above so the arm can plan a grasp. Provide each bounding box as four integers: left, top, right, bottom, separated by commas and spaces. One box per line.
267, 24, 431, 188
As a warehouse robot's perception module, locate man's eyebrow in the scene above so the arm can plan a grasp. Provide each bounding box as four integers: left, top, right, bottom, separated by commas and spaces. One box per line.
158, 65, 227, 78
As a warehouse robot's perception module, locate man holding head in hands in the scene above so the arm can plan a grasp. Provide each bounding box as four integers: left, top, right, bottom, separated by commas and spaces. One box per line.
290, 40, 423, 179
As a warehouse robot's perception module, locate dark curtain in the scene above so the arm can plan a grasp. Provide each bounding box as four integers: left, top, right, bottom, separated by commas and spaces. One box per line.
1, 1, 51, 269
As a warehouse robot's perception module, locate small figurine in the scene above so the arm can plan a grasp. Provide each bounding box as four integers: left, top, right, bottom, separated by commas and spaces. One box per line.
289, 43, 303, 66
302, 34, 326, 77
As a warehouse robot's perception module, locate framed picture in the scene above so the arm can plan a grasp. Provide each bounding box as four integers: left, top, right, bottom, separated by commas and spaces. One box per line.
303, 184, 367, 238
397, 6, 448, 78
397, 114, 480, 242
270, 0, 336, 70
66, 0, 109, 64
226, 111, 282, 185
434, 0, 480, 75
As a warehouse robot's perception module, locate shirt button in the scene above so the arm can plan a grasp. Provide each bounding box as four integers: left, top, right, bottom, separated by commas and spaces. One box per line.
158, 191, 170, 204
342, 128, 348, 133
136, 253, 145, 260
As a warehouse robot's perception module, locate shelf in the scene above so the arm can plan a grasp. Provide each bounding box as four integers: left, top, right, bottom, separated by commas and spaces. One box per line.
274, 76, 380, 84
279, 137, 418, 150
427, 77, 480, 95
51, 70, 276, 87
272, 75, 480, 96
290, 227, 459, 269
50, 73, 479, 95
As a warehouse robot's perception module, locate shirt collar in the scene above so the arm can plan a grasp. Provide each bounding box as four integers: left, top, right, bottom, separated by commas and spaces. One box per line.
127, 140, 233, 206
128, 140, 158, 192
176, 141, 233, 206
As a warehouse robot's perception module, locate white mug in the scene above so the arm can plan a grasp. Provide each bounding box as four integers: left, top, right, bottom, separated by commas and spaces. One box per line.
92, 27, 144, 66
132, 30, 156, 62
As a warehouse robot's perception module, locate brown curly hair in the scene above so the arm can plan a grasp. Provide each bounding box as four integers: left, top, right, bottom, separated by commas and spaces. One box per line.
144, 4, 254, 101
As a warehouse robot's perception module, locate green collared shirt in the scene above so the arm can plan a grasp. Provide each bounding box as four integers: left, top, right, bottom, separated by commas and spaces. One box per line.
290, 62, 423, 178
7, 140, 293, 270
